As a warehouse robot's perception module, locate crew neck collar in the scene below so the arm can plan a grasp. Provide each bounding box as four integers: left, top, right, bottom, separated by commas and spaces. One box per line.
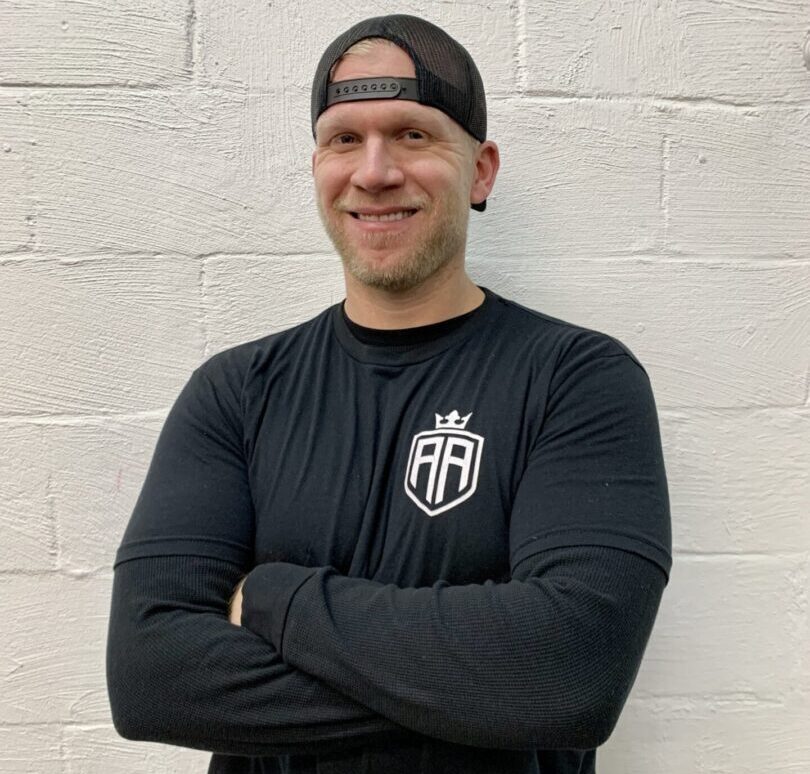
331, 285, 501, 366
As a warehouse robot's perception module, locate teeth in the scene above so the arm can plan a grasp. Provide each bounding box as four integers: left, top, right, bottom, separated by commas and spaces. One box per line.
356, 210, 415, 222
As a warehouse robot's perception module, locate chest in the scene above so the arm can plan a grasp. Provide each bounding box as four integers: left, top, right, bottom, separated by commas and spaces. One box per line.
246, 354, 539, 586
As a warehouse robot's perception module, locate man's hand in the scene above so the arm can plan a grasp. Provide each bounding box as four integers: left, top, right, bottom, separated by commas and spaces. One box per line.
228, 575, 247, 626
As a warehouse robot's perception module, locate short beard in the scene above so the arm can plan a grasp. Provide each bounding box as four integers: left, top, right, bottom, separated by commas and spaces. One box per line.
318, 197, 469, 293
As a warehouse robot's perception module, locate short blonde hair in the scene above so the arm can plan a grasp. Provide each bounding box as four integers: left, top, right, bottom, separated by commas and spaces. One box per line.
328, 37, 402, 81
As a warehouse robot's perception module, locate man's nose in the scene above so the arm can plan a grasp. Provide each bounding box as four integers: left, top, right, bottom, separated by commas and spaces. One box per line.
350, 138, 405, 192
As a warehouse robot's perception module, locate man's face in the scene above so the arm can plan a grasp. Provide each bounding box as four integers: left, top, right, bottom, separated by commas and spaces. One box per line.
312, 43, 478, 293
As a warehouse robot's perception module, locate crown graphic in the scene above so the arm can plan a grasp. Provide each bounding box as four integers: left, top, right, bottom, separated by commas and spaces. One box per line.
434, 410, 472, 430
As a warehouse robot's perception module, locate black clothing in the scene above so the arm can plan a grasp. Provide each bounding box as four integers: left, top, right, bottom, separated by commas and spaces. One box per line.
340, 300, 479, 345
107, 287, 672, 773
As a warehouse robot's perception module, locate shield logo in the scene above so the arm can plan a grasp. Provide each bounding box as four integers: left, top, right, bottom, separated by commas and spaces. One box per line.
404, 411, 484, 517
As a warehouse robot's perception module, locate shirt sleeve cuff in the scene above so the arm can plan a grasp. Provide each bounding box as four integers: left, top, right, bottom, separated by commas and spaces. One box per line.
240, 562, 318, 657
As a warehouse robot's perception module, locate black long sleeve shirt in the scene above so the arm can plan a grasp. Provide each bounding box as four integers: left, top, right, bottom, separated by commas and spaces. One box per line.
107, 286, 672, 773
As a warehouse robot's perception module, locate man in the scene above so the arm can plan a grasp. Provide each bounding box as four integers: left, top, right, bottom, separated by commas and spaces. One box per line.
107, 14, 671, 774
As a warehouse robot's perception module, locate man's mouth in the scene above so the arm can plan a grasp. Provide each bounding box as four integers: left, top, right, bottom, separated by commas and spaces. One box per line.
350, 210, 418, 222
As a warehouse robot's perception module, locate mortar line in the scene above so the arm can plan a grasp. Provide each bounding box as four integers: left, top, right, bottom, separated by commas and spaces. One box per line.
0, 410, 171, 426
662, 134, 670, 241
1, 401, 807, 425
0, 567, 113, 578
186, 0, 197, 79
199, 255, 210, 361
57, 722, 67, 774
44, 465, 61, 568
803, 362, 810, 406
4, 252, 810, 264
514, 0, 528, 94
3, 82, 809, 109
674, 550, 808, 561
0, 81, 168, 89
629, 692, 786, 707
488, 93, 810, 112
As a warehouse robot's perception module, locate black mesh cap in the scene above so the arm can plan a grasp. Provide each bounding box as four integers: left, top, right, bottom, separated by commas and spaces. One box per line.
311, 14, 489, 212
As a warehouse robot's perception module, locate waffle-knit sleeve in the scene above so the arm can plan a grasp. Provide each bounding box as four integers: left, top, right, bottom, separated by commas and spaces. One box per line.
106, 358, 415, 755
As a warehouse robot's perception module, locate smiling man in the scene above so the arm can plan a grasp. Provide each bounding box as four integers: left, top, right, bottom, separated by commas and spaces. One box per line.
107, 14, 672, 774
311, 29, 498, 325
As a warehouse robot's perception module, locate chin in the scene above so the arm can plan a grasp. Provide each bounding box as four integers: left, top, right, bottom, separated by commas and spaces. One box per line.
343, 250, 455, 293
322, 203, 468, 293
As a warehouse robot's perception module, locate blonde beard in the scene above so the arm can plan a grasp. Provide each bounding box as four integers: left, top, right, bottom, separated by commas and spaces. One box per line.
318, 196, 470, 293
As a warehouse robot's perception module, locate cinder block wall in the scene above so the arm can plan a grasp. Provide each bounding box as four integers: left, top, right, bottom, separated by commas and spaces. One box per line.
1, 2, 808, 771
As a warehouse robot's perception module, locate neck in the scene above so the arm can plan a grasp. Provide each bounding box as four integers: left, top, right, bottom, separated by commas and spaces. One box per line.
343, 263, 484, 329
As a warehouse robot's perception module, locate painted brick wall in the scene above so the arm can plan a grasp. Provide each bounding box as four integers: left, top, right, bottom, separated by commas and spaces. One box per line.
1, 1, 808, 771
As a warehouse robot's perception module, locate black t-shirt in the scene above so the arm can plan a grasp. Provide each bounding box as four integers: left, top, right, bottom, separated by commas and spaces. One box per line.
107, 286, 672, 773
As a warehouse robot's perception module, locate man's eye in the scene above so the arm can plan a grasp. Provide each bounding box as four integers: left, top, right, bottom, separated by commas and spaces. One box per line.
404, 130, 426, 141
333, 134, 356, 145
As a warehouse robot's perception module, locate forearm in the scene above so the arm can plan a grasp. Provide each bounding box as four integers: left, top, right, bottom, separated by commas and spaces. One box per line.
107, 554, 419, 756
241, 545, 666, 750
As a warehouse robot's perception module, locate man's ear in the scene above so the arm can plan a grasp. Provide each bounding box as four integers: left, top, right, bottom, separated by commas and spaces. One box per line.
311, 148, 317, 177
470, 140, 500, 208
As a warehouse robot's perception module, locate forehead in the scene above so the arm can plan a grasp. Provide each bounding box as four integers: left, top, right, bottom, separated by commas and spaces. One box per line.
316, 98, 458, 140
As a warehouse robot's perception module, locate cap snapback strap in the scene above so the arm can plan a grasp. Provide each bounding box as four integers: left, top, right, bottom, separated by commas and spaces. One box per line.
326, 77, 420, 106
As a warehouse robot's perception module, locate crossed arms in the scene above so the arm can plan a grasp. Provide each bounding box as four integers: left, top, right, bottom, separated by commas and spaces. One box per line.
107, 349, 670, 755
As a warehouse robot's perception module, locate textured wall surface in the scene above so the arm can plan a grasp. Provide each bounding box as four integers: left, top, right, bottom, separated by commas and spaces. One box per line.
1, 1, 809, 771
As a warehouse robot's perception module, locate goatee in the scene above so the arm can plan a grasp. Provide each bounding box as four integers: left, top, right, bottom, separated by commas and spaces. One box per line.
318, 197, 469, 293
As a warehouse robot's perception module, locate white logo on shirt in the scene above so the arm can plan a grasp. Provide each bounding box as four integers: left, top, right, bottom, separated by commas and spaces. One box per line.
404, 411, 484, 517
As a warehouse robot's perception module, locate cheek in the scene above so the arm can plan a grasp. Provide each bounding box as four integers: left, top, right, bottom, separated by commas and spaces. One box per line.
409, 158, 465, 192
313, 160, 348, 199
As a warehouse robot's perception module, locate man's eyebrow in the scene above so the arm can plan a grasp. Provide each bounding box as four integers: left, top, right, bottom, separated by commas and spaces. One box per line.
318, 108, 446, 135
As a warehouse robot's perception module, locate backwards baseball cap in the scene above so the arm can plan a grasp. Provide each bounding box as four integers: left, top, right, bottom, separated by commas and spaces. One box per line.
311, 14, 489, 212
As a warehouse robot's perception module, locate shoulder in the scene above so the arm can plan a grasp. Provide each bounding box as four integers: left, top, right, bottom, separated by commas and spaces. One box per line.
197, 304, 335, 381
184, 304, 336, 416
487, 289, 649, 378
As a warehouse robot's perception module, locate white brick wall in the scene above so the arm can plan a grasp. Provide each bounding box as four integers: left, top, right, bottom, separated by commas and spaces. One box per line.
1, 1, 808, 770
